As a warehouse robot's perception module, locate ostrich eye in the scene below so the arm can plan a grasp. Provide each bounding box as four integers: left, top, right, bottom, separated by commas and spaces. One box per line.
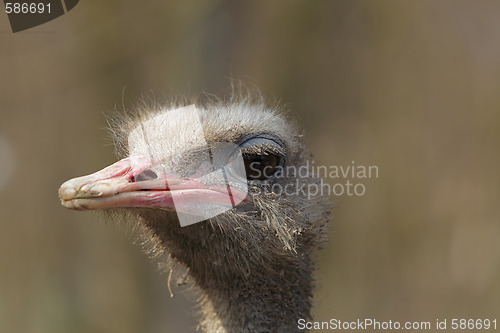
243, 153, 282, 181
237, 133, 286, 182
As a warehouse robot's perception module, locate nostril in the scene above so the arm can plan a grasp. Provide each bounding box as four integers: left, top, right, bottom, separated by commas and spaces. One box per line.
133, 169, 158, 182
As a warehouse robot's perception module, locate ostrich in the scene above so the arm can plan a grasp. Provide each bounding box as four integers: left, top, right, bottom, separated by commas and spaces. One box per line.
59, 95, 331, 333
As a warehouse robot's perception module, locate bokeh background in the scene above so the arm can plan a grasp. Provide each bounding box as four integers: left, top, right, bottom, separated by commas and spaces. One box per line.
1, 1, 499, 332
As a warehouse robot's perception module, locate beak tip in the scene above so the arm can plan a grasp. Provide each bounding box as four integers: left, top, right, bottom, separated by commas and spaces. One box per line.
59, 184, 76, 201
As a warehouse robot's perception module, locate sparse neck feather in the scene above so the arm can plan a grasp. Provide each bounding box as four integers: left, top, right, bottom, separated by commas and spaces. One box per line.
195, 250, 313, 333
148, 218, 314, 333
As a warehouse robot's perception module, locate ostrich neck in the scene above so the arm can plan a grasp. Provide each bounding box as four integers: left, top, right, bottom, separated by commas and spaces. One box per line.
158, 224, 314, 333
195, 255, 313, 333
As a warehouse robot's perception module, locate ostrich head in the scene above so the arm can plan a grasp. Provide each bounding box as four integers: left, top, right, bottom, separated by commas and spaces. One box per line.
59, 97, 330, 332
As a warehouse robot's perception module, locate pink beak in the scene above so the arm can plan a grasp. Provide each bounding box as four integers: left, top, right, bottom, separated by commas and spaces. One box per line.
59, 156, 249, 212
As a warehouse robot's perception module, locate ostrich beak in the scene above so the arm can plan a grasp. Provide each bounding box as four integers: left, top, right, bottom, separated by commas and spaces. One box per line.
59, 156, 249, 212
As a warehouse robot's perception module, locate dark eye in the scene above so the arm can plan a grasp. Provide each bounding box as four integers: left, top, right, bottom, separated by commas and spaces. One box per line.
243, 153, 282, 181
236, 133, 286, 182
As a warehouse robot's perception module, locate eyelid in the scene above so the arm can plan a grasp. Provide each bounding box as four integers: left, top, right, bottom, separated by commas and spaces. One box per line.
237, 133, 284, 146
237, 133, 286, 155
240, 143, 285, 157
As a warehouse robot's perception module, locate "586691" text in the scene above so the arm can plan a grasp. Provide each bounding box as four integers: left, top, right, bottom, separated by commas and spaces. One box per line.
5, 2, 51, 14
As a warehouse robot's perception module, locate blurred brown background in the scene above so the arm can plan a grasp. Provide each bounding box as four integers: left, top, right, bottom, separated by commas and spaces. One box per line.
1, 1, 499, 332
